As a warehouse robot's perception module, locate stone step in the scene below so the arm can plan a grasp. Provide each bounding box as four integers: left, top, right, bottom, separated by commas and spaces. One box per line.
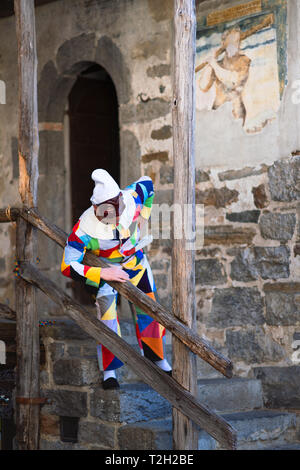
88, 383, 172, 424
197, 377, 263, 412
117, 410, 298, 450
109, 377, 264, 419
216, 410, 297, 450
262, 443, 300, 450
85, 377, 264, 427
118, 418, 173, 450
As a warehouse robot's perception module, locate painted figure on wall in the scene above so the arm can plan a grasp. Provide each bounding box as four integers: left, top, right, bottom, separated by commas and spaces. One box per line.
199, 27, 251, 125
195, 8, 286, 134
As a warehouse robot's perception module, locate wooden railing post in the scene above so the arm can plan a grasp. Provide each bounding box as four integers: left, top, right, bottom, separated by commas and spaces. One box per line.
172, 0, 197, 450
14, 0, 40, 450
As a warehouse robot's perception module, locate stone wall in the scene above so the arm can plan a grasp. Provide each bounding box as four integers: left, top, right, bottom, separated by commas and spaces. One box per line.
143, 0, 300, 409
38, 319, 114, 449
147, 147, 300, 405
204, 157, 300, 386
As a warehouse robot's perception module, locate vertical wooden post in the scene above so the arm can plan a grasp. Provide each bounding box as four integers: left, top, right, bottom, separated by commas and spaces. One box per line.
172, 0, 197, 450
14, 0, 40, 449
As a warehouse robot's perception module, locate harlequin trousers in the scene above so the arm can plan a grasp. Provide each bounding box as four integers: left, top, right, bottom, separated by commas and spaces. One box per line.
95, 253, 166, 371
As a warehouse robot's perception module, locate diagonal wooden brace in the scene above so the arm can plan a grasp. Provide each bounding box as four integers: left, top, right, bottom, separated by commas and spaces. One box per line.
22, 207, 233, 378
19, 261, 237, 450
0, 206, 234, 378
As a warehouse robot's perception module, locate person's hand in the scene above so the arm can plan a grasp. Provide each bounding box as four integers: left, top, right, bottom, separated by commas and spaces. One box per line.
101, 266, 130, 283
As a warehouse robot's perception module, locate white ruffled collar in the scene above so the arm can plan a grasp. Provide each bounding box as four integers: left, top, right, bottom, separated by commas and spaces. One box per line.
78, 190, 136, 239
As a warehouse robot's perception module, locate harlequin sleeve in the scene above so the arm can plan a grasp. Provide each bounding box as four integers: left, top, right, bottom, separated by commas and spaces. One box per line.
127, 176, 154, 221
61, 220, 102, 288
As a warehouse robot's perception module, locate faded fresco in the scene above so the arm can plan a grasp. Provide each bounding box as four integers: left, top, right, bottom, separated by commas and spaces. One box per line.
195, 0, 287, 134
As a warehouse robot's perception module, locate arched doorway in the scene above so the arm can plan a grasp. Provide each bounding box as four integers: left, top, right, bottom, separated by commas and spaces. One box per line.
66, 63, 121, 304
68, 63, 120, 226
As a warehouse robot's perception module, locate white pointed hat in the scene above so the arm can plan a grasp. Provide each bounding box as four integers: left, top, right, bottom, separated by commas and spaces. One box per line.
90, 169, 120, 205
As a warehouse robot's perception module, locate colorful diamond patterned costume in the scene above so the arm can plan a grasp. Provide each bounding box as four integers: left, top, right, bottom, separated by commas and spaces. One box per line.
61, 176, 167, 371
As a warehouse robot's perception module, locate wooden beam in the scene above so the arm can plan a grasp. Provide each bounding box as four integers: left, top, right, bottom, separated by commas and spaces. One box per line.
0, 205, 234, 378
172, 0, 197, 450
0, 303, 16, 321
0, 208, 19, 222
14, 0, 40, 450
17, 206, 233, 378
0, 0, 59, 19
19, 261, 237, 449
0, 320, 46, 367
0, 205, 234, 373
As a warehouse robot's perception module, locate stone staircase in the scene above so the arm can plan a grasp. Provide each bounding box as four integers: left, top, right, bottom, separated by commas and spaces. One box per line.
110, 320, 300, 450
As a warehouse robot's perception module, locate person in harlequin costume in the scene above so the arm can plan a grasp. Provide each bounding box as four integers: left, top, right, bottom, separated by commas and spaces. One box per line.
61, 169, 172, 389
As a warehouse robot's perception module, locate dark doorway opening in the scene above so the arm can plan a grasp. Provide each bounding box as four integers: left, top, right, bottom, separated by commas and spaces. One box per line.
69, 63, 120, 226
68, 63, 120, 304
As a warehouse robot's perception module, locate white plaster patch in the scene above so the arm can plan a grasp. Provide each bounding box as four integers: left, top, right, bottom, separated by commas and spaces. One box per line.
225, 173, 267, 212
0, 80, 6, 104
0, 232, 12, 259
0, 340, 6, 365
289, 255, 300, 281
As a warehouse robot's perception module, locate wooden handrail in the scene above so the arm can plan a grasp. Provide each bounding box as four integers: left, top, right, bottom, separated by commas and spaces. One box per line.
0, 208, 20, 222
19, 260, 237, 449
0, 206, 233, 377
0, 303, 16, 321
0, 206, 237, 447
24, 207, 233, 378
